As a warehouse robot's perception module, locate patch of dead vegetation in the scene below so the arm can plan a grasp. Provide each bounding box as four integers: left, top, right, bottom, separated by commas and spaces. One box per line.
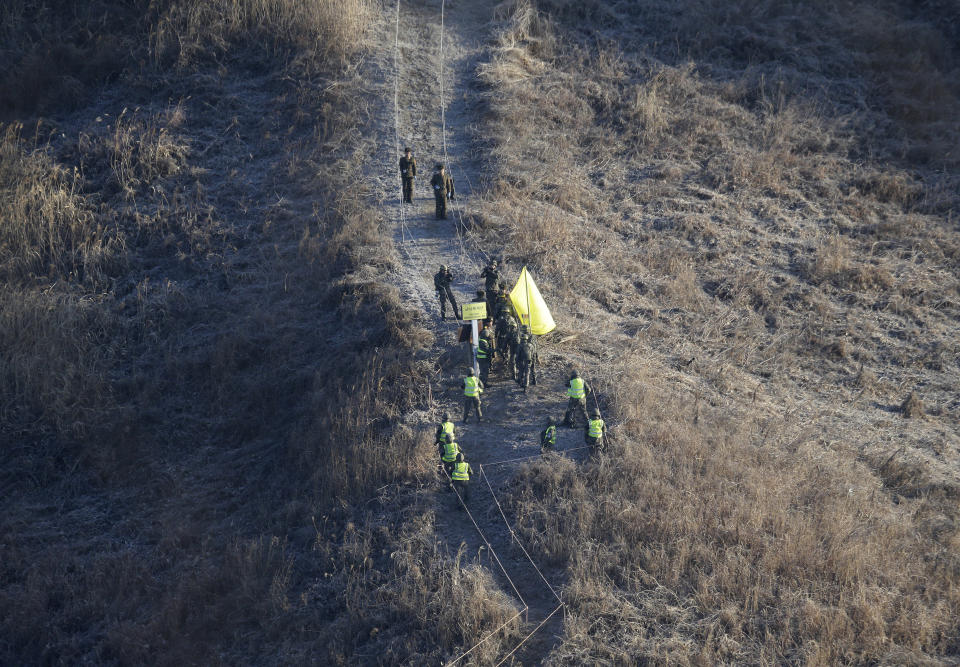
475, 0, 960, 662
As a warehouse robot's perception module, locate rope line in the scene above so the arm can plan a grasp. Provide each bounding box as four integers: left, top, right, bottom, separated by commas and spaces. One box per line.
393, 0, 409, 245
449, 472, 528, 611
445, 610, 525, 667
480, 445, 592, 468
494, 604, 565, 667
480, 465, 564, 606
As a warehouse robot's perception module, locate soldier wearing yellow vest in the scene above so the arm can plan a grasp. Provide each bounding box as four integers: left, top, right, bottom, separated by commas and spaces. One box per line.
435, 412, 456, 445
563, 370, 591, 427
540, 417, 557, 453
585, 410, 606, 455
450, 452, 473, 504
439, 432, 460, 477
462, 368, 484, 423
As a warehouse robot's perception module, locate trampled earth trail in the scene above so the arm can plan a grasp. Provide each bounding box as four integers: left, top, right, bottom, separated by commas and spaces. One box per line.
364, 1, 584, 663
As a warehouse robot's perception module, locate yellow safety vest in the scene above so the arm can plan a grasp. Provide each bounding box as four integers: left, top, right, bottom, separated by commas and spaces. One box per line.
440, 421, 455, 439
464, 376, 481, 397
588, 418, 604, 438
568, 377, 585, 399
451, 461, 470, 481
442, 440, 460, 463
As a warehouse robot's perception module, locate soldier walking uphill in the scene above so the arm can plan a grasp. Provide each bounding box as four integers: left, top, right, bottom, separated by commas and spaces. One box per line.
434, 264, 459, 320
585, 410, 606, 456
462, 368, 484, 423
450, 453, 474, 506
564, 370, 591, 427
430, 163, 455, 219
540, 417, 557, 453
399, 147, 416, 203
436, 412, 456, 446
438, 432, 460, 478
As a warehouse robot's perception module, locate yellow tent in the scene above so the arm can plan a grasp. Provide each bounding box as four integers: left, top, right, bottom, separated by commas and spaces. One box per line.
509, 266, 555, 335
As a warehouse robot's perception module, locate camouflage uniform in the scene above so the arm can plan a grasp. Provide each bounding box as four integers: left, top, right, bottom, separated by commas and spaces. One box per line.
399, 150, 416, 203
434, 265, 458, 319
430, 165, 455, 219
516, 336, 533, 391
480, 262, 501, 313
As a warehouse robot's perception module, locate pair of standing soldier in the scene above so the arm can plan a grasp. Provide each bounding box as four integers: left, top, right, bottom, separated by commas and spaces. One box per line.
398, 148, 455, 219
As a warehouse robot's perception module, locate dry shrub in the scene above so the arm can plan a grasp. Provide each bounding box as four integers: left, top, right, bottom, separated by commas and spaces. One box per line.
78, 106, 189, 198
152, 0, 371, 67
0, 124, 122, 283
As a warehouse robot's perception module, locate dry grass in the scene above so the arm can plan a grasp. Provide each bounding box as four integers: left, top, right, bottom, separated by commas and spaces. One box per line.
475, 0, 960, 663
152, 0, 370, 67
0, 1, 519, 664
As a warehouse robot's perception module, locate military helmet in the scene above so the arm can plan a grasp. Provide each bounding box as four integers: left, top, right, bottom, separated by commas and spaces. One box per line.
442, 412, 450, 421
456, 452, 464, 462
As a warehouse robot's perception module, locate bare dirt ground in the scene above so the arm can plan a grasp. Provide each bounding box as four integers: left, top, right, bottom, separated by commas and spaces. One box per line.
361, 0, 588, 662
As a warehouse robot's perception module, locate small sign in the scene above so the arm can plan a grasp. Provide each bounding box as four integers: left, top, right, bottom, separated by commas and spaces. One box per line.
461, 302, 487, 321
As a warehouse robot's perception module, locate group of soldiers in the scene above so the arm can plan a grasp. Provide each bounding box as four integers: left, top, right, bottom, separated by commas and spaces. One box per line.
399, 147, 455, 219
436, 260, 541, 391
431, 259, 607, 508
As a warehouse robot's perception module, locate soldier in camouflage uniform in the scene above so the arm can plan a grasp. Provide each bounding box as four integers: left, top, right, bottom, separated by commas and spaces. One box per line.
480, 260, 500, 313
430, 163, 455, 219
434, 264, 458, 320
399, 147, 416, 203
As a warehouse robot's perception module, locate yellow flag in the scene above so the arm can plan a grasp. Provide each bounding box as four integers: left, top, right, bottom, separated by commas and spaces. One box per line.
509, 266, 556, 335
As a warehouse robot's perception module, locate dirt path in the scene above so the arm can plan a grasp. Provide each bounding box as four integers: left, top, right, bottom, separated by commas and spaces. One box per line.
364, 1, 587, 663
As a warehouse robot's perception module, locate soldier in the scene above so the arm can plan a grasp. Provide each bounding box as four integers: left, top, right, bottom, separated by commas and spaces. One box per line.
480, 260, 500, 312
525, 329, 539, 386
477, 331, 494, 385
516, 333, 533, 392
430, 163, 455, 219
435, 412, 456, 445
506, 319, 522, 381
585, 410, 606, 456
399, 147, 416, 203
439, 432, 460, 478
434, 264, 458, 320
540, 417, 557, 453
462, 368, 484, 423
564, 370, 590, 428
450, 452, 473, 505
493, 281, 511, 320
495, 311, 515, 362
